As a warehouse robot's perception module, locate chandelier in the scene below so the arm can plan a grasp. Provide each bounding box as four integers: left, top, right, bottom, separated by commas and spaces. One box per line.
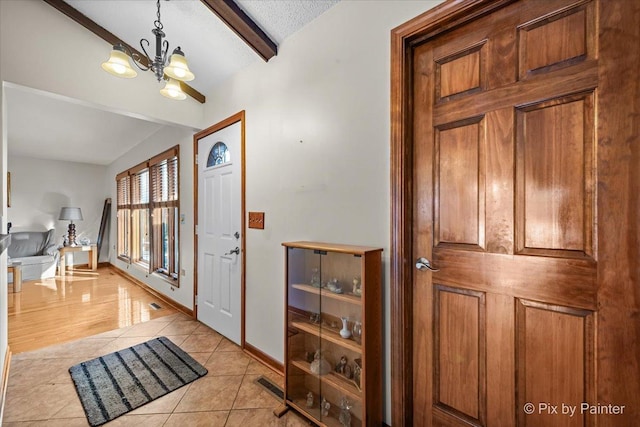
101, 0, 195, 100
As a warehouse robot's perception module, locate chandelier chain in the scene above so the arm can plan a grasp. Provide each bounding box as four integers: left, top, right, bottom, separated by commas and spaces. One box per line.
154, 0, 163, 30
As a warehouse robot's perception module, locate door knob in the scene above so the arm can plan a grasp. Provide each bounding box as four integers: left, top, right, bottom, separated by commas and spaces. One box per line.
225, 247, 240, 255
416, 257, 439, 272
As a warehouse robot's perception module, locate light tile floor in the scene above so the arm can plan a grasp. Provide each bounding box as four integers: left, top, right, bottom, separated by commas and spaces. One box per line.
3, 313, 312, 426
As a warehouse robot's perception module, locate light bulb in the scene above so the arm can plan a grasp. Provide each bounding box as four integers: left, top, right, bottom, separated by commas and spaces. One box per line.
112, 63, 126, 75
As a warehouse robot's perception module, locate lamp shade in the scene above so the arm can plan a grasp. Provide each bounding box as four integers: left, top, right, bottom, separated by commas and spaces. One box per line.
160, 78, 187, 100
163, 47, 195, 82
101, 45, 137, 78
59, 207, 83, 221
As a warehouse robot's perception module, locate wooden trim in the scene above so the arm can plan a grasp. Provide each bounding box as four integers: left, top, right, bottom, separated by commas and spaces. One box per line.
116, 170, 129, 181
178, 81, 206, 104
244, 341, 284, 375
199, 0, 277, 62
596, 0, 640, 422
282, 241, 384, 255
109, 265, 193, 317
149, 145, 179, 166
390, 1, 517, 424
0, 346, 11, 421
240, 111, 246, 347
193, 111, 246, 140
193, 111, 246, 347
42, 0, 206, 104
128, 161, 149, 175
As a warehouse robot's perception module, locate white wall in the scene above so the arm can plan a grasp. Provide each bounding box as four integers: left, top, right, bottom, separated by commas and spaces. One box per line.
202, 1, 442, 422
106, 125, 196, 310
7, 155, 108, 264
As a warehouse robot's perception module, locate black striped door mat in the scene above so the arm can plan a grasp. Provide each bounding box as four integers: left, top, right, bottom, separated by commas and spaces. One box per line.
69, 336, 208, 426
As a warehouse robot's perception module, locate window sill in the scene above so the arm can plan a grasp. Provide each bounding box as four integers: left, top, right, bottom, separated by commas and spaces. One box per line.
132, 261, 149, 271
152, 271, 179, 287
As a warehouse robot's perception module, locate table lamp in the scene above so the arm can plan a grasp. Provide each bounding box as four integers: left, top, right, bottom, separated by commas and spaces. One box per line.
59, 207, 83, 247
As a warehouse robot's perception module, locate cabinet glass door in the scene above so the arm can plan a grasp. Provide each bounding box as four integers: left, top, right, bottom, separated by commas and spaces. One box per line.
286, 247, 322, 420
319, 250, 363, 426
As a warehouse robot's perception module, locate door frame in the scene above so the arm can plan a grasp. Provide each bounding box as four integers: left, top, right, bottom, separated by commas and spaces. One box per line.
193, 110, 246, 347
391, 0, 640, 424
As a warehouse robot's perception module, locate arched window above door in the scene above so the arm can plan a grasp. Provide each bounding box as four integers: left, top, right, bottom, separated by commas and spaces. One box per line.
207, 142, 230, 167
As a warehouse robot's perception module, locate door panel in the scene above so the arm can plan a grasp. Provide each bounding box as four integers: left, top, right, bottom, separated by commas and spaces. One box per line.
220, 172, 233, 235
412, 0, 598, 425
517, 2, 596, 79
515, 92, 596, 258
219, 256, 233, 315
203, 252, 216, 309
435, 117, 485, 249
516, 300, 595, 427
204, 175, 216, 235
435, 42, 485, 101
434, 286, 485, 424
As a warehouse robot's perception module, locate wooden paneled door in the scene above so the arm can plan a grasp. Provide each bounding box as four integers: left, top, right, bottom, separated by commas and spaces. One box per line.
391, 0, 639, 426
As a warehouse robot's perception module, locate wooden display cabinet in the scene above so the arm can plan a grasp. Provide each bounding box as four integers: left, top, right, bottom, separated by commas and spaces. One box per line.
282, 241, 382, 426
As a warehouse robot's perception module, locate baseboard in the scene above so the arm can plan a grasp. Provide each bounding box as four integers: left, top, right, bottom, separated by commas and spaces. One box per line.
0, 346, 12, 423
244, 341, 284, 375
64, 262, 109, 269
109, 265, 194, 317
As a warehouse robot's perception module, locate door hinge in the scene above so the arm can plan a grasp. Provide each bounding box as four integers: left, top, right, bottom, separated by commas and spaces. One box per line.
195, 154, 198, 165
195, 295, 198, 306
195, 224, 198, 235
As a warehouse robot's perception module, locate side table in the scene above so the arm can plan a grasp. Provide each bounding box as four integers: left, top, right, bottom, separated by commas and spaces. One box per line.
59, 244, 98, 276
8, 261, 23, 292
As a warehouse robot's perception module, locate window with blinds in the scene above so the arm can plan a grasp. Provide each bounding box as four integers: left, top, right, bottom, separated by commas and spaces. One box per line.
131, 167, 150, 266
116, 174, 131, 261
115, 146, 179, 284
150, 149, 179, 279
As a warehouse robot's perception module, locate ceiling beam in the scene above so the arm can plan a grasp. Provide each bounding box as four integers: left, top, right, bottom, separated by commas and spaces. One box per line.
41, 0, 206, 104
200, 0, 277, 62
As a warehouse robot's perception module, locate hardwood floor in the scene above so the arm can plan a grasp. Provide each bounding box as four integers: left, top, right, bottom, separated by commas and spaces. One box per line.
8, 266, 179, 354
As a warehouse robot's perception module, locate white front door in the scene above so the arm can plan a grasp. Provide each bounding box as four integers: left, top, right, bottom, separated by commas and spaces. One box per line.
197, 120, 242, 344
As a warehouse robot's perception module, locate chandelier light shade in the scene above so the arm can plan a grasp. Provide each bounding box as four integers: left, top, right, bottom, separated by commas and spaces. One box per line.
160, 78, 187, 100
100, 0, 195, 100
164, 48, 195, 81
101, 45, 138, 78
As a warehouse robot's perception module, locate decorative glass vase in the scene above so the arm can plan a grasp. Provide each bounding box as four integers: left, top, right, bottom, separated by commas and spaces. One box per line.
352, 320, 362, 344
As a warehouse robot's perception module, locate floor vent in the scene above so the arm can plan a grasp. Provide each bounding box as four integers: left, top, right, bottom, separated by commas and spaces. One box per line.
255, 375, 284, 400
149, 302, 162, 310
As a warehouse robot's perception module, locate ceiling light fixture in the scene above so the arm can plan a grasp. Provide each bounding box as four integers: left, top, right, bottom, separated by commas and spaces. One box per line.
101, 0, 195, 100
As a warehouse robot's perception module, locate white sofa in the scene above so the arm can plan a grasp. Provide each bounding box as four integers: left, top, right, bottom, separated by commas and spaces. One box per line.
8, 230, 59, 282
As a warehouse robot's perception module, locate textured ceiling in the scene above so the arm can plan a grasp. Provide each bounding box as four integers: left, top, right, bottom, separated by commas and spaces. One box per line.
7, 0, 339, 165
237, 0, 341, 43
